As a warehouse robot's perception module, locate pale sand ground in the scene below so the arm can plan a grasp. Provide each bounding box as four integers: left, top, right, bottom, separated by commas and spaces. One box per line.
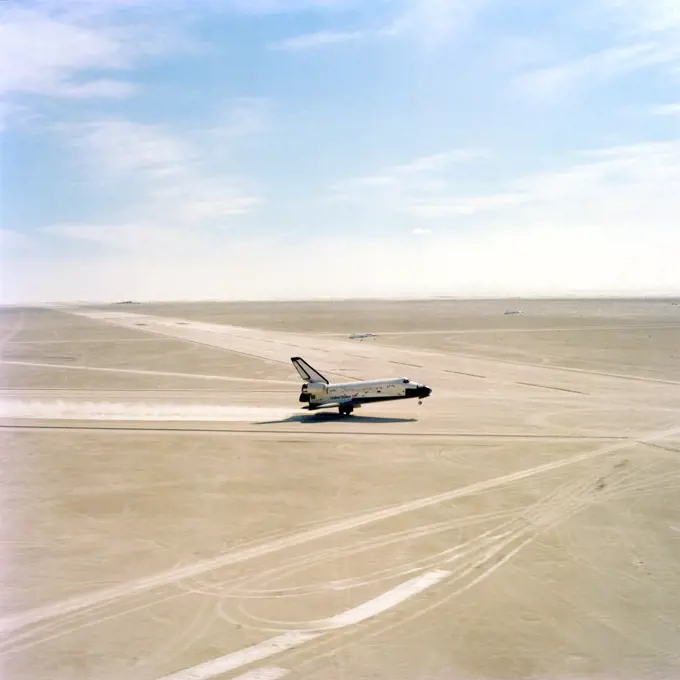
1, 299, 680, 680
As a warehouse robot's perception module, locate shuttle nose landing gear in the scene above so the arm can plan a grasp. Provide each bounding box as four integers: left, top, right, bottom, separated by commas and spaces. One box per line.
417, 385, 432, 405
339, 404, 354, 416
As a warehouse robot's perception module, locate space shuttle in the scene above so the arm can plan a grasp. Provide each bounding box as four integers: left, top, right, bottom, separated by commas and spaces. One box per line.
291, 356, 431, 416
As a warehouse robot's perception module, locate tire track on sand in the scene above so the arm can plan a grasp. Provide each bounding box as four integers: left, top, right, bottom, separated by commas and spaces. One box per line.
281, 473, 623, 676
2, 425, 678, 636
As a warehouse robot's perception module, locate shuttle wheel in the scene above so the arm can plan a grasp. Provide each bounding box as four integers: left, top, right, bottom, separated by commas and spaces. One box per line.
339, 405, 353, 416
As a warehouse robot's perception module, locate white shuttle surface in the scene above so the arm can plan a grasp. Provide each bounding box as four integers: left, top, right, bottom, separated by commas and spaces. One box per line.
291, 356, 432, 416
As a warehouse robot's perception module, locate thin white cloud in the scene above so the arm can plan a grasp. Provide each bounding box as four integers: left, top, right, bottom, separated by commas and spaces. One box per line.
332, 148, 489, 204
270, 29, 366, 51
223, 0, 356, 14
269, 0, 485, 51
210, 97, 271, 138
65, 118, 196, 179
595, 0, 680, 35
341, 148, 487, 181
40, 223, 149, 248
143, 179, 260, 222
56, 116, 261, 234
39, 222, 214, 251
0, 6, 153, 102
352, 175, 395, 187
28, 0, 359, 16
387, 0, 485, 47
405, 141, 680, 228
515, 0, 680, 103
651, 102, 680, 116
67, 100, 269, 185
515, 43, 678, 102
411, 227, 432, 235
393, 149, 488, 173
0, 228, 33, 250
0, 103, 12, 132
56, 79, 138, 99
407, 192, 525, 216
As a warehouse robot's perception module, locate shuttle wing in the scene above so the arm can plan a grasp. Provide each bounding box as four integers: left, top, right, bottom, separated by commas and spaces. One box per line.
302, 399, 359, 411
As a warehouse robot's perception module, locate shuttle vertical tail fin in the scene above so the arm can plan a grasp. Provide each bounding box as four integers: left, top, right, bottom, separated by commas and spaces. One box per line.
291, 357, 329, 384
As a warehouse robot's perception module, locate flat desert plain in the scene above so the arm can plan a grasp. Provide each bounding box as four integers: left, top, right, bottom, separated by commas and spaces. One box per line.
1, 298, 680, 680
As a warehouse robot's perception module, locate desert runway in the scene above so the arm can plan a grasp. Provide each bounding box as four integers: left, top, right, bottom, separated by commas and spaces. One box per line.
1, 299, 680, 680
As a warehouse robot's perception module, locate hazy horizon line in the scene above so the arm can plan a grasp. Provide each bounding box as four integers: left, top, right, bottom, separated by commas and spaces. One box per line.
3, 292, 680, 309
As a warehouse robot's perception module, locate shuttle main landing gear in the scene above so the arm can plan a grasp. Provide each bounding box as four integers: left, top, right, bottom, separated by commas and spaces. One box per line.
339, 404, 354, 416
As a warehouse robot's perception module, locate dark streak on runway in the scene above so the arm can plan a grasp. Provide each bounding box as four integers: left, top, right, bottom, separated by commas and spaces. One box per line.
0, 423, 632, 440
514, 381, 589, 395
447, 349, 680, 386
443, 369, 487, 379
642, 442, 680, 455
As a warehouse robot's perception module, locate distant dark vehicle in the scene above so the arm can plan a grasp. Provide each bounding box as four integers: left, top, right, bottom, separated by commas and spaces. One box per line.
114, 300, 140, 304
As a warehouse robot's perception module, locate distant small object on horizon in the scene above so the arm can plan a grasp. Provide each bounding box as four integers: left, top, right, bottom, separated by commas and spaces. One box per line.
349, 332, 378, 340
504, 310, 522, 315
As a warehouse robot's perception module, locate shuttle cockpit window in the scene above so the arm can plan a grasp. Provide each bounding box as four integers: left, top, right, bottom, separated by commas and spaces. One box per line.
403, 379, 410, 383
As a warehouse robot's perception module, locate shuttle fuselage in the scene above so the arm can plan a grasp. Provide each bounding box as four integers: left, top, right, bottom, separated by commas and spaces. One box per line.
292, 357, 431, 416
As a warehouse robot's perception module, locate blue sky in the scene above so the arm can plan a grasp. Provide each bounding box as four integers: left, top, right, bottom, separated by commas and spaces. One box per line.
1, 0, 679, 302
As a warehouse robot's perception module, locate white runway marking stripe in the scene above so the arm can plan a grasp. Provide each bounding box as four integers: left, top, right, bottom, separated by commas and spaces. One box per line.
232, 669, 289, 680
156, 570, 450, 680
0, 399, 296, 423
321, 568, 450, 629
157, 632, 322, 680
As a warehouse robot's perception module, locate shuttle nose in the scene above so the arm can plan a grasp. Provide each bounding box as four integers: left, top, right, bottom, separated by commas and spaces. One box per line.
419, 385, 432, 398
